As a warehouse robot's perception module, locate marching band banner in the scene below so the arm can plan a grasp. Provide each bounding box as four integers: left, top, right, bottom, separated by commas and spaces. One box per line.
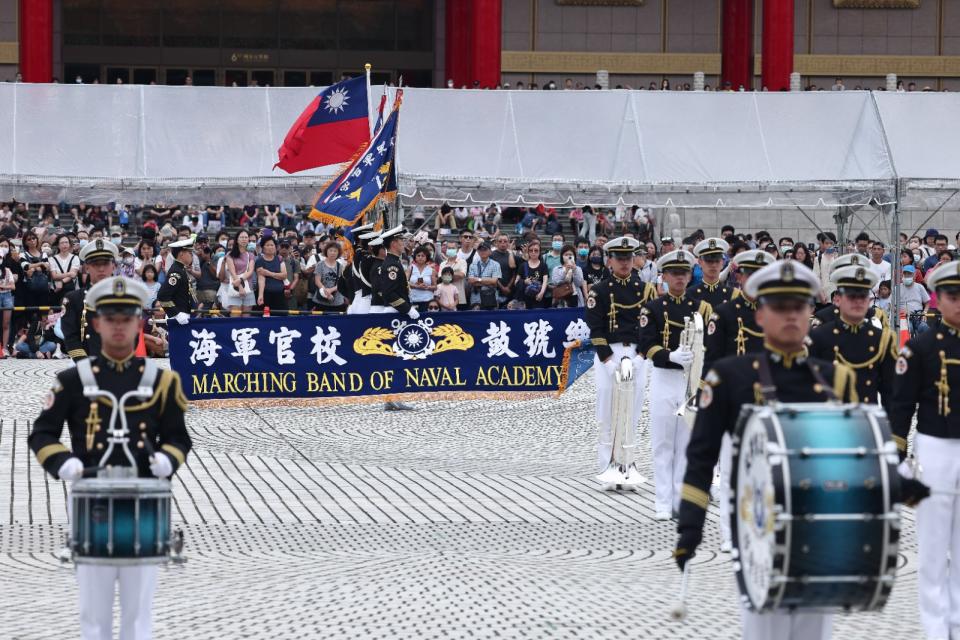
168, 309, 596, 406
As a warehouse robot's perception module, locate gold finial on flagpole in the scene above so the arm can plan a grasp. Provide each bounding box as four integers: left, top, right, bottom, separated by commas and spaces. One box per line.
365, 63, 372, 71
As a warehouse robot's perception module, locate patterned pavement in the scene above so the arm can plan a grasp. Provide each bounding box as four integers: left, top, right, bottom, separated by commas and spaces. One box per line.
0, 358, 921, 639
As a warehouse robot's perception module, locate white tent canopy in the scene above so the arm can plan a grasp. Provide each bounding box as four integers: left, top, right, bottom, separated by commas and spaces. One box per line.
0, 83, 916, 209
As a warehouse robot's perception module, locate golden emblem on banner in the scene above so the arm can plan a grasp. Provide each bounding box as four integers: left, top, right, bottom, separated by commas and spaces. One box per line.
354, 319, 474, 360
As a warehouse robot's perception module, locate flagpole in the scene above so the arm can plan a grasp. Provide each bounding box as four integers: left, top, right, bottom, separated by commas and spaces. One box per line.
365, 63, 374, 138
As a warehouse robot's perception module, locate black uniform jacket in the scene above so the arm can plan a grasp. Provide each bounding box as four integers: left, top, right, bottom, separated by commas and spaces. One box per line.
585, 272, 658, 362
677, 347, 858, 538
808, 316, 897, 412
28, 354, 192, 479
375, 253, 411, 314
157, 261, 196, 317
61, 287, 98, 361
686, 279, 739, 308
890, 319, 960, 456
638, 293, 712, 370
702, 295, 762, 374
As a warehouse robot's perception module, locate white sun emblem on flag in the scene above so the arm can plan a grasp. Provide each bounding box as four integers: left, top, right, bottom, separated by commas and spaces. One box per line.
325, 88, 350, 114
403, 332, 424, 349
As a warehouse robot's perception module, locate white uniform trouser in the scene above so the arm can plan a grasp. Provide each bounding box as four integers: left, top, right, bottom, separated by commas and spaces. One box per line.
78, 564, 157, 640
347, 293, 371, 315
740, 607, 832, 640
914, 433, 960, 640
649, 366, 688, 513
718, 433, 733, 545
594, 344, 646, 471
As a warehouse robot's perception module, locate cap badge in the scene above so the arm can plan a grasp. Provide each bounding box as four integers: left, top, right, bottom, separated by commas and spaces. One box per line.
621, 238, 629, 248
855, 268, 865, 281
782, 263, 795, 282
708, 239, 716, 249
113, 278, 125, 296
95, 239, 103, 250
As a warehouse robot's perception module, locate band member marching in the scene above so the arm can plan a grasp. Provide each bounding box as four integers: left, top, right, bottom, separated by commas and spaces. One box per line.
701, 248, 775, 552
586, 237, 651, 490
62, 239, 120, 361
157, 237, 196, 326
675, 261, 859, 639
890, 260, 960, 640
809, 265, 898, 412
639, 249, 711, 520
812, 253, 888, 328
28, 276, 191, 640
688, 237, 738, 307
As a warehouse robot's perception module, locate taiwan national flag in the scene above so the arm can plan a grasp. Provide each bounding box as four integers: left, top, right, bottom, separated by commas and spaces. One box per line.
274, 76, 370, 174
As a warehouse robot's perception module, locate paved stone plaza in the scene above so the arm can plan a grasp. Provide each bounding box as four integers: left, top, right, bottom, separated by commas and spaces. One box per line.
0, 359, 921, 639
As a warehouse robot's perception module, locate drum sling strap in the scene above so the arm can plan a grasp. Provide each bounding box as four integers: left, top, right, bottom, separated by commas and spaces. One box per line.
77, 357, 160, 399
755, 352, 838, 405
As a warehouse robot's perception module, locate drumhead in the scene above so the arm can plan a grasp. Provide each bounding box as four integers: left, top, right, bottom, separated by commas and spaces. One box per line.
731, 405, 779, 611
71, 477, 171, 497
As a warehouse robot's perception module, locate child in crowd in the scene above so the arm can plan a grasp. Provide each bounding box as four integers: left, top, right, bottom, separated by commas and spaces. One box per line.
875, 280, 892, 315
434, 266, 459, 311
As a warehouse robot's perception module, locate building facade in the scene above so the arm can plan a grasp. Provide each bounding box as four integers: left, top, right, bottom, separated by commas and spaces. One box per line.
2, 0, 960, 90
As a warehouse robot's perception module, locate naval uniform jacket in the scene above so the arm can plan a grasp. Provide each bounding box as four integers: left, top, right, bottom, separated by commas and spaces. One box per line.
889, 319, 960, 456
585, 272, 658, 362
813, 303, 887, 328
808, 316, 898, 412
677, 348, 858, 537
374, 253, 412, 314
702, 294, 763, 374
157, 261, 196, 317
61, 286, 98, 361
686, 279, 739, 308
638, 293, 712, 370
28, 355, 192, 479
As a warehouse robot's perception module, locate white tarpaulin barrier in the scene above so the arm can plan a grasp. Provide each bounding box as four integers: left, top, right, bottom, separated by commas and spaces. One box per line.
0, 82, 930, 208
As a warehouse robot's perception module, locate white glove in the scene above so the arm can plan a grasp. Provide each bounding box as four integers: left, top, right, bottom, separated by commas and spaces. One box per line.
408, 307, 420, 320
57, 457, 84, 482
150, 453, 173, 479
173, 312, 190, 325
669, 348, 695, 368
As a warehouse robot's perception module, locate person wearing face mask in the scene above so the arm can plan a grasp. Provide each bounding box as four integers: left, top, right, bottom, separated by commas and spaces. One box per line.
434, 266, 459, 311
583, 248, 609, 287
897, 264, 931, 335
438, 242, 468, 310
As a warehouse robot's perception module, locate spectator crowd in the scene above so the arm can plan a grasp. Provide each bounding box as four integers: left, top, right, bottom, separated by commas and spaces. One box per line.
0, 199, 953, 359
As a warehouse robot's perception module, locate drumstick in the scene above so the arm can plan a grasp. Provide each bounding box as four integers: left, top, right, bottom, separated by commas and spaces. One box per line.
670, 562, 691, 622
81, 465, 104, 478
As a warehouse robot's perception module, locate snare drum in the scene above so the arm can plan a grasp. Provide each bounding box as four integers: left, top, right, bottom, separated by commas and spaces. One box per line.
71, 477, 172, 564
730, 403, 901, 613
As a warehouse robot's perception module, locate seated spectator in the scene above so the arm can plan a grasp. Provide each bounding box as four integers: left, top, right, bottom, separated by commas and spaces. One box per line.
435, 203, 456, 231
14, 317, 57, 359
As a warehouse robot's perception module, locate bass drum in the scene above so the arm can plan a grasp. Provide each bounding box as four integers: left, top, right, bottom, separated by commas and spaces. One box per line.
730, 403, 901, 613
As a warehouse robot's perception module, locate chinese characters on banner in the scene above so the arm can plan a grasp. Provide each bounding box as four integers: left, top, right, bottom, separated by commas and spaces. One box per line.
170, 309, 596, 402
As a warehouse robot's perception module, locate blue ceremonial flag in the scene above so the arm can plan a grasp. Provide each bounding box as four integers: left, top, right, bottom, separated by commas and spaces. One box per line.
308, 92, 401, 228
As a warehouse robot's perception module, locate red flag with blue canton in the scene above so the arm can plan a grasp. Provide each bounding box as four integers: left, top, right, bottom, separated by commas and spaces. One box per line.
274, 76, 369, 174
309, 92, 401, 228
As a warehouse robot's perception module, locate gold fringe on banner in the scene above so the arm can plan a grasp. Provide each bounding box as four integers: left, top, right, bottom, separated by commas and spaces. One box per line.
555, 340, 582, 397
188, 390, 555, 410
309, 190, 396, 229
